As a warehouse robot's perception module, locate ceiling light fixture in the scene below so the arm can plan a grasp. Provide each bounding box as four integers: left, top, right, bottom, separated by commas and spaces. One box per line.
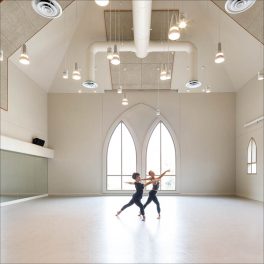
168, 12, 180, 41
19, 44, 30, 65
32, 0, 62, 19
62, 70, 69, 79
215, 42, 225, 64
122, 93, 128, 106
107, 47, 113, 60
178, 13, 187, 29
72, 62, 81, 80
111, 44, 120, 65
117, 86, 122, 94
258, 71, 264, 81
160, 64, 167, 81
0, 50, 3, 61
186, 89, 190, 93
206, 85, 211, 93
95, 0, 109, 7
225, 0, 256, 14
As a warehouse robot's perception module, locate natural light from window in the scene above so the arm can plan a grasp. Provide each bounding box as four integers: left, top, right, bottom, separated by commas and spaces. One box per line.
146, 122, 176, 191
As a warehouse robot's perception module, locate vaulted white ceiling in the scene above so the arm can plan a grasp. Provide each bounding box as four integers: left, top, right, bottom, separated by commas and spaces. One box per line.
8, 0, 264, 94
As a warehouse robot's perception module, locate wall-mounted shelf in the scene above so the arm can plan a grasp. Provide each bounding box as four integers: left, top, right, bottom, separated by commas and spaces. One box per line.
0, 135, 54, 159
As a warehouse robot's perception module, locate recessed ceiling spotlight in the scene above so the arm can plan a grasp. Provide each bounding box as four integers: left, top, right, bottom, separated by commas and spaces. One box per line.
95, 0, 109, 7
185, 80, 202, 89
82, 80, 98, 89
32, 0, 62, 19
225, 0, 256, 14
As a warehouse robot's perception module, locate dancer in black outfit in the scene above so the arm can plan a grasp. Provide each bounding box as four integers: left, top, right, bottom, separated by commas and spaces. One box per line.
141, 169, 170, 219
116, 172, 157, 221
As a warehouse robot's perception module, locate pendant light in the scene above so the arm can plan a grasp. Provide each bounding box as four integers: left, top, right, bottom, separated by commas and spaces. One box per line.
205, 85, 211, 93
178, 13, 187, 29
111, 9, 120, 65
215, 42, 225, 64
0, 50, 3, 61
72, 62, 81, 80
186, 89, 190, 93
111, 45, 120, 65
95, 0, 109, 7
160, 64, 167, 81
215, 11, 225, 64
63, 70, 69, 79
19, 44, 30, 65
168, 12, 180, 41
122, 93, 128, 106
107, 47, 113, 60
258, 71, 264, 81
117, 86, 122, 94
156, 73, 161, 116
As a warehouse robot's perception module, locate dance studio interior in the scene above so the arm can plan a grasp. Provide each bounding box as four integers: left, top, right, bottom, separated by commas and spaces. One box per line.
0, 0, 263, 263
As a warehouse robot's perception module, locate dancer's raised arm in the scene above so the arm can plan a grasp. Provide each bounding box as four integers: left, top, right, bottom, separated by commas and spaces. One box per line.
156, 169, 170, 180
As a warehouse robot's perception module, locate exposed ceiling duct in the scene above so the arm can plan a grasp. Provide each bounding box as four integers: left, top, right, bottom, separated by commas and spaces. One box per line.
82, 41, 199, 90
132, 0, 152, 58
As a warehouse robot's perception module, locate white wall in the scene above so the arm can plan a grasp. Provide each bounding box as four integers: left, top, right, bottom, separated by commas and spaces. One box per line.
236, 77, 264, 202
0, 62, 48, 145
48, 91, 235, 195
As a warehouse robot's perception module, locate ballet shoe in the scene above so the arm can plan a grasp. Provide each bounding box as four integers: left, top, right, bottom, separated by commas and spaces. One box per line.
157, 214, 160, 219
142, 215, 145, 221
116, 210, 121, 216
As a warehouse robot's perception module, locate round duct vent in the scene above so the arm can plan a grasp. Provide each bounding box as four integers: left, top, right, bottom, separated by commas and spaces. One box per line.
82, 80, 98, 89
32, 0, 62, 19
185, 80, 202, 89
225, 0, 256, 14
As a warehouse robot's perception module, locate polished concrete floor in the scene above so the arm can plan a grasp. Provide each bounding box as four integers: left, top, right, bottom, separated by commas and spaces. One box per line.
1, 196, 263, 263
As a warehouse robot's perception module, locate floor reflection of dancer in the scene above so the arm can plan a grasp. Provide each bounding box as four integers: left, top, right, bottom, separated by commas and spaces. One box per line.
141, 169, 170, 219
116, 172, 158, 221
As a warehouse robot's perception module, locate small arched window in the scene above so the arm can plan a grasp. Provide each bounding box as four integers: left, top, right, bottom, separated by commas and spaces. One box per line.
247, 138, 257, 174
146, 121, 176, 190
106, 122, 136, 190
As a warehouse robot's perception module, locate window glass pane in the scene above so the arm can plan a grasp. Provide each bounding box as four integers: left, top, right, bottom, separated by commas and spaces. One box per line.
248, 164, 252, 174
252, 141, 257, 163
107, 176, 121, 190
160, 176, 175, 190
122, 176, 135, 190
248, 141, 252, 163
107, 124, 121, 175
252, 163, 257, 174
147, 124, 161, 174
122, 124, 136, 175
161, 123, 176, 175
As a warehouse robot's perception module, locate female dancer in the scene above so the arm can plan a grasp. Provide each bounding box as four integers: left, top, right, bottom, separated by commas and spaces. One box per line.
141, 169, 170, 219
116, 172, 158, 221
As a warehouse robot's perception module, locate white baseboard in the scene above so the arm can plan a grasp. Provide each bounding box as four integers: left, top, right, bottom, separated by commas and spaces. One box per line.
236, 193, 264, 203
0, 194, 48, 207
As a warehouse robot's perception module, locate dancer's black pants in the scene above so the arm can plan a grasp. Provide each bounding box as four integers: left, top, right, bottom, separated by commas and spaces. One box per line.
143, 191, 160, 214
121, 195, 145, 216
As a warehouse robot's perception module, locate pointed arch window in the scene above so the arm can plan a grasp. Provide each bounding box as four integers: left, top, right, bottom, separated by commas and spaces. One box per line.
146, 121, 176, 190
247, 138, 257, 174
107, 122, 136, 190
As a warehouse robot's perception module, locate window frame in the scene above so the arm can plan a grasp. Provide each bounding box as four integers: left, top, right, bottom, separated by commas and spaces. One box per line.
106, 121, 137, 191
144, 120, 177, 191
247, 138, 257, 175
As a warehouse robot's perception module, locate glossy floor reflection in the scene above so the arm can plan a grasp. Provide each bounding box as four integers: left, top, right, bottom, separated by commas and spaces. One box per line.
1, 196, 263, 263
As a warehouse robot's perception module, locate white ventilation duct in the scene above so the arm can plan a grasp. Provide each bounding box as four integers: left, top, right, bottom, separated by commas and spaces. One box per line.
82, 41, 199, 89
132, 0, 152, 58
32, 0, 62, 19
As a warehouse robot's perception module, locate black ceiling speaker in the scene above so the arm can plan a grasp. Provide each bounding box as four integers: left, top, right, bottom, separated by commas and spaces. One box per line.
32, 138, 45, 147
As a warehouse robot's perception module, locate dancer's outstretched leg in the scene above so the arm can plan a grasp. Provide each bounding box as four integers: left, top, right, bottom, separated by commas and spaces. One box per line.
116, 198, 134, 216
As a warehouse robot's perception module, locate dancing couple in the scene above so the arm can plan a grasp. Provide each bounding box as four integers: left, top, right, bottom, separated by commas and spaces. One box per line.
116, 169, 170, 221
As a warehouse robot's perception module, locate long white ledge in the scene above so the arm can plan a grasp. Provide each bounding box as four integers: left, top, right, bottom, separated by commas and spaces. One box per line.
0, 135, 54, 159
